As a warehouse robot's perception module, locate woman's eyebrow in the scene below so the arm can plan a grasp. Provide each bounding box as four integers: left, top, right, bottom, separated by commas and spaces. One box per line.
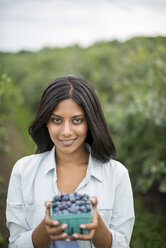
72, 115, 85, 118
51, 114, 61, 117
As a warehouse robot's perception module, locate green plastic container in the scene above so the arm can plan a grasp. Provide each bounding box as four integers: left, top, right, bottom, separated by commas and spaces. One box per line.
50, 205, 93, 236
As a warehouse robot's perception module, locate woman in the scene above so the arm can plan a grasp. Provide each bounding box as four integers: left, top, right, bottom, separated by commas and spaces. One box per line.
6, 75, 135, 248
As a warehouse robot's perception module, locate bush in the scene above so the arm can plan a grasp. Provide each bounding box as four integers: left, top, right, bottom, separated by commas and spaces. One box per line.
0, 74, 23, 152
131, 197, 166, 248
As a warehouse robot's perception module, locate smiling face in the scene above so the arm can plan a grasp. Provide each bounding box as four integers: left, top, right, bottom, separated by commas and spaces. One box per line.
47, 99, 88, 155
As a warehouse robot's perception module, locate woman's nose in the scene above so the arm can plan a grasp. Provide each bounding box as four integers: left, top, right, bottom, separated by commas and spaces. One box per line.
61, 122, 73, 137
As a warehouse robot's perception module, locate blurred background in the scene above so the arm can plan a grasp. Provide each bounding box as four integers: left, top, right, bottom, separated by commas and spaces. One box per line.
0, 0, 166, 247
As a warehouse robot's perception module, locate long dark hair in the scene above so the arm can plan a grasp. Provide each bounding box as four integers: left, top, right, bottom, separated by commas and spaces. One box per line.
29, 75, 116, 162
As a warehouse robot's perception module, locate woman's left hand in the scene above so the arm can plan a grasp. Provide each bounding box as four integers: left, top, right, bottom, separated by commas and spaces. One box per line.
64, 196, 99, 242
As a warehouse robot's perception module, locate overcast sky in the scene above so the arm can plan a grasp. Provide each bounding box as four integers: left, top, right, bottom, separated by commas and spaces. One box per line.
0, 0, 166, 52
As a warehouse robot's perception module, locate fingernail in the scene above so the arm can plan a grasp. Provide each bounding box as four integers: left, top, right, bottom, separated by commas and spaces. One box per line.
61, 223, 68, 229
91, 197, 95, 203
72, 233, 78, 238
53, 221, 59, 225
61, 233, 68, 238
80, 224, 86, 229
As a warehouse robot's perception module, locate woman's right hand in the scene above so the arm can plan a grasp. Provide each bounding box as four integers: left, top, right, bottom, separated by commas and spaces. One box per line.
44, 201, 69, 241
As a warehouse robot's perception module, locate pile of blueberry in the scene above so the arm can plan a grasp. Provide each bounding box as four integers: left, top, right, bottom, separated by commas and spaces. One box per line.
51, 192, 92, 215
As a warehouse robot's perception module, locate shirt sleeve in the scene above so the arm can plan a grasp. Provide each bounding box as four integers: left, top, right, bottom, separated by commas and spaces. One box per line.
109, 169, 135, 248
6, 162, 34, 248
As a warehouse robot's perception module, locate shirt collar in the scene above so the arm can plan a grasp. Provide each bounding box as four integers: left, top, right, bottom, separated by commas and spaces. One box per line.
43, 144, 103, 182
44, 146, 56, 175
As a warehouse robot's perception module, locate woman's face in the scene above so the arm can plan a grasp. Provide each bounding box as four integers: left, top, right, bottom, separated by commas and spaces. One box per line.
47, 99, 88, 155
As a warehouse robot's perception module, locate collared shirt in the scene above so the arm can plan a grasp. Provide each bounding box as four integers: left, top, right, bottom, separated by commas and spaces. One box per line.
6, 145, 135, 248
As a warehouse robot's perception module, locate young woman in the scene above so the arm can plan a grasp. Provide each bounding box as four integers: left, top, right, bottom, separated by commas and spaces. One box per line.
6, 75, 135, 248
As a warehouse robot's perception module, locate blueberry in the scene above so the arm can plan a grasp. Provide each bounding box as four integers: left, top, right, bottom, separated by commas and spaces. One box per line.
75, 196, 81, 200
54, 201, 61, 207
69, 207, 78, 213
76, 200, 84, 206
70, 203, 75, 208
81, 194, 89, 201
69, 197, 75, 203
53, 195, 61, 201
80, 206, 87, 213
74, 192, 81, 198
62, 209, 69, 214
66, 201, 72, 207
86, 205, 92, 212
54, 210, 61, 215
60, 202, 68, 210
63, 195, 69, 201
51, 202, 57, 207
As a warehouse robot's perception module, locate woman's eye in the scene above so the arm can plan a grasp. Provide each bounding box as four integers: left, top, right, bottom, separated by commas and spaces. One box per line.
73, 118, 83, 124
51, 118, 62, 124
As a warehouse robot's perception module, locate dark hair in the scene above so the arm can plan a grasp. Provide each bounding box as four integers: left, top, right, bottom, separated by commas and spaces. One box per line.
29, 75, 116, 162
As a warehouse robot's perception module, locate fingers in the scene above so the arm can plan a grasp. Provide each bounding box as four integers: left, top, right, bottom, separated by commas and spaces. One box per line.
89, 196, 98, 208
51, 232, 68, 240
47, 224, 69, 240
48, 223, 67, 234
45, 201, 51, 218
44, 202, 58, 227
45, 218, 69, 241
69, 229, 95, 241
80, 220, 97, 231
64, 230, 95, 241
44, 201, 69, 241
68, 209, 98, 241
44, 196, 99, 242
69, 198, 98, 241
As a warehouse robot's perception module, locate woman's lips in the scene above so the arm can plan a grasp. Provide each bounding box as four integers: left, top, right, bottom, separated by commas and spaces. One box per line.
59, 138, 77, 146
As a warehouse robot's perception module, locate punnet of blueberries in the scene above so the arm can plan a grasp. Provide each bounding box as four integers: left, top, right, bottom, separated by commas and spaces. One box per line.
51, 192, 92, 215
50, 192, 93, 235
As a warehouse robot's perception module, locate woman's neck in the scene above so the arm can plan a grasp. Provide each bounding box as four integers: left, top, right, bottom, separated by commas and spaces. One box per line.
55, 145, 89, 167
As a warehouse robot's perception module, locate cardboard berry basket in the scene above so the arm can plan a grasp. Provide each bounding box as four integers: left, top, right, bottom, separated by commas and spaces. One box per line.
50, 204, 93, 236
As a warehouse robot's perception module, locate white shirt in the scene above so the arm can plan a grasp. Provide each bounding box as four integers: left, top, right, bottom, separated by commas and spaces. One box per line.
6, 145, 135, 248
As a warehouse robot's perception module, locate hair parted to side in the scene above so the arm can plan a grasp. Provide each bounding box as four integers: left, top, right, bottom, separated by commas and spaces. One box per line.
28, 75, 116, 162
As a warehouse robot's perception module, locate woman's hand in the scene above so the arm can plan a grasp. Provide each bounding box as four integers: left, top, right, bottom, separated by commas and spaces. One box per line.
44, 201, 69, 241
64, 196, 99, 242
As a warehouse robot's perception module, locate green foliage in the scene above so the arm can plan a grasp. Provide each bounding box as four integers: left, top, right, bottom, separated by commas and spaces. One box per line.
0, 74, 23, 152
0, 232, 8, 248
103, 37, 166, 194
131, 197, 166, 248
0, 232, 4, 244
11, 104, 36, 155
0, 176, 8, 247
0, 36, 166, 194
0, 176, 6, 199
